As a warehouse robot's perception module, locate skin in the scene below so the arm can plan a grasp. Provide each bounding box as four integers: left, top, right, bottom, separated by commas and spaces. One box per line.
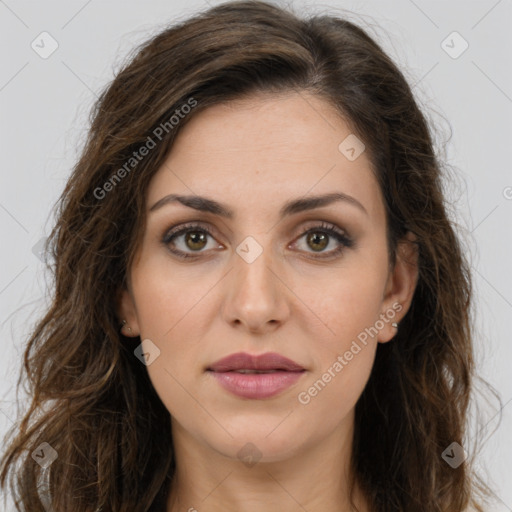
118, 91, 418, 512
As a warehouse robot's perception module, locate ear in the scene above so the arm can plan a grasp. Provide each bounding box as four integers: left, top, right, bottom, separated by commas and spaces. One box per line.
116, 283, 141, 338
378, 231, 419, 343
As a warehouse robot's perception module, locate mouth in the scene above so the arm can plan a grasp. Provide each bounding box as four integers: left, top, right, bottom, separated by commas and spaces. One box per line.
206, 352, 306, 399
226, 369, 284, 374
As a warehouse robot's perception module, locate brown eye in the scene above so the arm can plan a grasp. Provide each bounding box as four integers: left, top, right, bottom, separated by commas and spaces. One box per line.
306, 232, 329, 252
184, 230, 208, 251
162, 223, 221, 259
294, 222, 354, 259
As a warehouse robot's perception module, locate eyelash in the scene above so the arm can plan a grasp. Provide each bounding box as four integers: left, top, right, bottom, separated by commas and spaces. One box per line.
161, 221, 354, 260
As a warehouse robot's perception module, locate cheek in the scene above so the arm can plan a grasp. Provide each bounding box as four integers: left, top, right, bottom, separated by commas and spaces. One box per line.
129, 262, 214, 415
131, 259, 212, 341
290, 264, 386, 410
293, 262, 387, 348
294, 278, 383, 411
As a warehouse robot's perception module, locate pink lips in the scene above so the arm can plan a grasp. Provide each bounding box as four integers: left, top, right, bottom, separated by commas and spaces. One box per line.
207, 352, 305, 399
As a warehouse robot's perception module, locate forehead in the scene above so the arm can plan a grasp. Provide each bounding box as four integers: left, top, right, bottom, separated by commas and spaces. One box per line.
146, 92, 384, 222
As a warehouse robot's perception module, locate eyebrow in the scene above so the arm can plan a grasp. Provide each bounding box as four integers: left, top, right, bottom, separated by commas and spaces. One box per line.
149, 191, 368, 218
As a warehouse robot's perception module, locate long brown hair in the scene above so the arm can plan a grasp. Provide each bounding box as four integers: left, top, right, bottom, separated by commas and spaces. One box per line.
0, 1, 499, 510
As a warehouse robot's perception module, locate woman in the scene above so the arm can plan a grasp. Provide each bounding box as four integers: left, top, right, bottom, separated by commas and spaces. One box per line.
0, 1, 496, 510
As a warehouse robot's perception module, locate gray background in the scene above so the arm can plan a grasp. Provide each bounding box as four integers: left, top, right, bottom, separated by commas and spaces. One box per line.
0, 0, 511, 509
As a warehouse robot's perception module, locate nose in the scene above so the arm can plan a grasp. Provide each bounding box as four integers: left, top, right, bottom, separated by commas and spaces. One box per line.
221, 239, 290, 334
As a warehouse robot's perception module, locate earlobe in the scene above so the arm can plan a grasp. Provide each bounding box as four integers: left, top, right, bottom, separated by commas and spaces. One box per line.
116, 285, 141, 337
378, 231, 419, 343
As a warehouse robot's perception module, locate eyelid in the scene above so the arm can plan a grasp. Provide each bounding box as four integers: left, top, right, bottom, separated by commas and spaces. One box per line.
161, 221, 222, 246
295, 219, 350, 238
290, 220, 354, 257
162, 218, 350, 239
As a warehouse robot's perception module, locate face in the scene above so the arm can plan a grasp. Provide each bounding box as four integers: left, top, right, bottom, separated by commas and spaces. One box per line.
119, 91, 417, 463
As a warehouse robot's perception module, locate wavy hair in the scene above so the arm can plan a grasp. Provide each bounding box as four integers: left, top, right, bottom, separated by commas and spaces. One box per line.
0, 1, 498, 510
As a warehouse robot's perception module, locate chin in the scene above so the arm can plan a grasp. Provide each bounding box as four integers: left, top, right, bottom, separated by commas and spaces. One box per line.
200, 414, 311, 463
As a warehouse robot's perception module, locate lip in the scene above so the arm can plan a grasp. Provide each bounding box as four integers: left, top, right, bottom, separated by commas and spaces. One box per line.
207, 352, 306, 399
